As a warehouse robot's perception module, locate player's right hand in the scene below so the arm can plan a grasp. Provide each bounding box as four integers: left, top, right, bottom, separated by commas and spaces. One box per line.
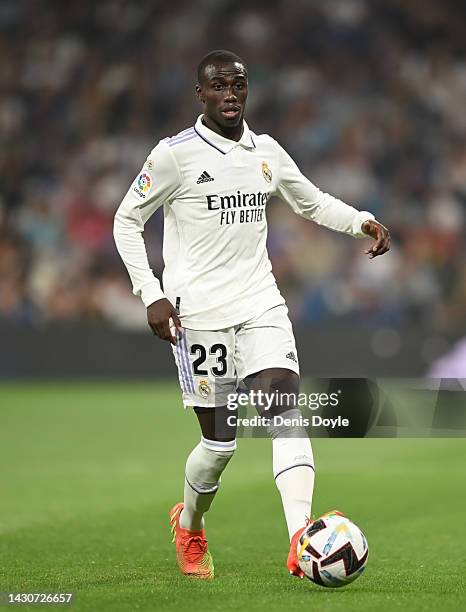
147, 298, 183, 345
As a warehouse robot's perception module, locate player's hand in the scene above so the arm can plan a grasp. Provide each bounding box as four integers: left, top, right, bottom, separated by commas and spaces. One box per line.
147, 298, 183, 345
361, 220, 390, 259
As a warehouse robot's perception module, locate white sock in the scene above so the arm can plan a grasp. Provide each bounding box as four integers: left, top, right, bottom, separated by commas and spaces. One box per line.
179, 436, 236, 531
268, 408, 315, 540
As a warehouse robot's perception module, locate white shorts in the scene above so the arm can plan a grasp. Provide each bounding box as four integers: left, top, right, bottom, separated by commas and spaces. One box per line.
171, 304, 299, 407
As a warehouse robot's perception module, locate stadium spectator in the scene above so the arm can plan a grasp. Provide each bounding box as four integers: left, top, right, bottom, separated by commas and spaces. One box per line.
0, 0, 464, 334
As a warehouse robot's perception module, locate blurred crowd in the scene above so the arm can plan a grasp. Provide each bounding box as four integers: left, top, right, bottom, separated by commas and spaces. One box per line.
1, 0, 465, 331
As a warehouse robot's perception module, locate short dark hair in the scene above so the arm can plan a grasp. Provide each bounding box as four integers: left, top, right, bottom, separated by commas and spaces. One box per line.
197, 50, 247, 84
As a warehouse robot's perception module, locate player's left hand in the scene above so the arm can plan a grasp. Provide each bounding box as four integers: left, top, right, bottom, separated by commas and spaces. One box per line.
361, 220, 390, 259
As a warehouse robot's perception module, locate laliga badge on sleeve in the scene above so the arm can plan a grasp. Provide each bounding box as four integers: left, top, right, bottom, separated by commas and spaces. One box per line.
133, 171, 153, 199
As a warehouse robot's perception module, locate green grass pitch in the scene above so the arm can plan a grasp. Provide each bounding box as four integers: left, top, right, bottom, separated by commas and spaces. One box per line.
1, 382, 465, 611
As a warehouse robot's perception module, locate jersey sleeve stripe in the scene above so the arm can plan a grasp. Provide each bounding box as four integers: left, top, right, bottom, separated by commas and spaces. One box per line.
168, 132, 199, 147
167, 127, 195, 143
171, 126, 195, 139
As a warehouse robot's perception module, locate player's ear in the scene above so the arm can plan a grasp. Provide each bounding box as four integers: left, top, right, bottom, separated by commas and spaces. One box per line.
195, 84, 205, 104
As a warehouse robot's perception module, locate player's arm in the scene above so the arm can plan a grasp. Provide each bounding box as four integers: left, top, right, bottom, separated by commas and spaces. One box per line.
274, 144, 390, 258
113, 142, 183, 344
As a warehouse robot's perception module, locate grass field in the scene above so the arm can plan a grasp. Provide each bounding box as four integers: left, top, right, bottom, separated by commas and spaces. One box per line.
1, 382, 465, 612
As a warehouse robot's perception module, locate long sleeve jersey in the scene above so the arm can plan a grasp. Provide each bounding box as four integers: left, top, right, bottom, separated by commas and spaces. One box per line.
114, 115, 375, 330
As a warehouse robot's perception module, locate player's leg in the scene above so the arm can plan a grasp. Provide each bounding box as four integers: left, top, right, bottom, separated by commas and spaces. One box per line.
179, 406, 237, 531
244, 367, 314, 542
236, 305, 314, 576
170, 327, 237, 578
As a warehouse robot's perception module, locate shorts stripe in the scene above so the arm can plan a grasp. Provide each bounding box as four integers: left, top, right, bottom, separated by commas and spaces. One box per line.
176, 332, 190, 392
181, 331, 195, 392
176, 331, 194, 393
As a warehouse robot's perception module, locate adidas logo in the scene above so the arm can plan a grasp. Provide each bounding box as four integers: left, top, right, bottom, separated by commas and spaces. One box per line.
286, 351, 297, 363
196, 171, 214, 184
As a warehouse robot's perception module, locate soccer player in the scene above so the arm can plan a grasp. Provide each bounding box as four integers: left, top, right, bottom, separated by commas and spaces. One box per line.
114, 50, 390, 580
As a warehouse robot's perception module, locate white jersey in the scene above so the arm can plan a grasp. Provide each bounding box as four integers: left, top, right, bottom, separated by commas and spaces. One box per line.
114, 114, 375, 330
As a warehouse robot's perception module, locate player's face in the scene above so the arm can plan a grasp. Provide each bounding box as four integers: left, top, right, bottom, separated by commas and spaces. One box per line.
196, 61, 248, 129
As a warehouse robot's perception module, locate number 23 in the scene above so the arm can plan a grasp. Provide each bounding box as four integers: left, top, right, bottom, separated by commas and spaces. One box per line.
190, 343, 227, 376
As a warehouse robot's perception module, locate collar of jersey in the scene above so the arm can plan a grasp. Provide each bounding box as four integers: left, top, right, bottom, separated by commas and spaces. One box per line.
194, 115, 256, 155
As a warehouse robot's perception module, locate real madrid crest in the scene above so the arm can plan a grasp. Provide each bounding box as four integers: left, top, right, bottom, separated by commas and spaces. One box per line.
262, 161, 272, 183
198, 379, 211, 399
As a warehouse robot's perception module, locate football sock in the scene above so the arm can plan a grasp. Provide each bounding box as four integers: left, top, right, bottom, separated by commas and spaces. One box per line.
267, 408, 315, 540
179, 436, 236, 531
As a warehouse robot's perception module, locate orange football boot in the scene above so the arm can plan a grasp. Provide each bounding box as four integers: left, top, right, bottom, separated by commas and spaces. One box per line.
288, 527, 307, 578
287, 516, 316, 578
169, 502, 214, 580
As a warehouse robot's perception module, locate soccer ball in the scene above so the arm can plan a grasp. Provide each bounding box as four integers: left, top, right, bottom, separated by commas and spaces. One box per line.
297, 511, 368, 587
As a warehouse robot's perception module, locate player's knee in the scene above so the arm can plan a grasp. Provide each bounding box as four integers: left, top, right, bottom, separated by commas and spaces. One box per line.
247, 368, 299, 394
272, 370, 299, 411
246, 368, 299, 416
